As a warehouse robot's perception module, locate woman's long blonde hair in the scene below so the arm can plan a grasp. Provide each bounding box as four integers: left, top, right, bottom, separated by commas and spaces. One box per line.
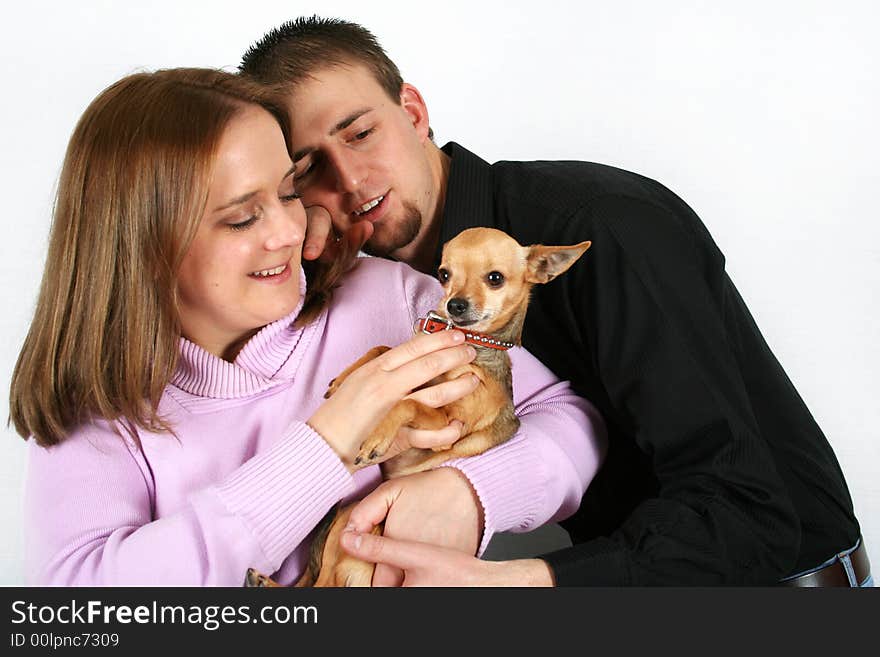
9, 68, 349, 447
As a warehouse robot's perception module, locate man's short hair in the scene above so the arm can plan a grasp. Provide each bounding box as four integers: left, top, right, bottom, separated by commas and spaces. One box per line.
239, 16, 404, 103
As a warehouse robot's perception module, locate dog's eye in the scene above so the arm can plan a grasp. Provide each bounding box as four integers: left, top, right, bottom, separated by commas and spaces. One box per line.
486, 271, 505, 288
438, 268, 450, 284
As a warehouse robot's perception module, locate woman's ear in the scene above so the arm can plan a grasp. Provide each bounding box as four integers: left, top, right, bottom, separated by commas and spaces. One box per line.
400, 83, 431, 142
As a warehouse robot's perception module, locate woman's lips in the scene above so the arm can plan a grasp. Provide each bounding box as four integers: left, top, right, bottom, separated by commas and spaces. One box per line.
248, 263, 292, 284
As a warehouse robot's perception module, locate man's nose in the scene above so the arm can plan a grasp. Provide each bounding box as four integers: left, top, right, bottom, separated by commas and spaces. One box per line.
447, 298, 470, 317
329, 152, 367, 193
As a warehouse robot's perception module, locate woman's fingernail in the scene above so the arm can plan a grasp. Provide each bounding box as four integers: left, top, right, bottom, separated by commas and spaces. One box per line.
451, 331, 465, 342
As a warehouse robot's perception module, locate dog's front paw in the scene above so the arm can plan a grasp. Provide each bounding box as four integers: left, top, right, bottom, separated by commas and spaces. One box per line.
244, 567, 281, 587
324, 346, 392, 399
324, 376, 341, 399
354, 432, 396, 466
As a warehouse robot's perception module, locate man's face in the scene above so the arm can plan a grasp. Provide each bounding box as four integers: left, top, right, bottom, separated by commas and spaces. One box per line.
286, 64, 438, 259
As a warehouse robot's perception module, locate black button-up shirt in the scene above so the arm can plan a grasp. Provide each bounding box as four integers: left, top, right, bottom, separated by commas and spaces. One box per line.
435, 142, 860, 585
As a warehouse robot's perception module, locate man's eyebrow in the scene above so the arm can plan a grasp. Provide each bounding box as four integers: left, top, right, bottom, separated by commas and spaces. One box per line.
292, 108, 372, 162
331, 108, 371, 135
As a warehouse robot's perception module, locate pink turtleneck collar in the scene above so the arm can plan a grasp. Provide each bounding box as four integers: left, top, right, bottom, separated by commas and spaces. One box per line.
171, 266, 325, 400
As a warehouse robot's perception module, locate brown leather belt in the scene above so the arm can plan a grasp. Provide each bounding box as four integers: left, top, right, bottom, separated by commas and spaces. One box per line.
781, 540, 871, 587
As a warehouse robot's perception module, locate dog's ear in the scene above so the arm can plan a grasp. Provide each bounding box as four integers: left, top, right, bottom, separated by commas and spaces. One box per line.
525, 241, 591, 284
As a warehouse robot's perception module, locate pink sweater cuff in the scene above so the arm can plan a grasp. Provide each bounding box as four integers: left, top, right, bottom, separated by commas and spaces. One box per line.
213, 422, 354, 569
442, 431, 547, 556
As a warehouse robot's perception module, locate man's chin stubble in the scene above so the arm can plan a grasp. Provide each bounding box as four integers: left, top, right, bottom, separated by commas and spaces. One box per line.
361, 204, 422, 259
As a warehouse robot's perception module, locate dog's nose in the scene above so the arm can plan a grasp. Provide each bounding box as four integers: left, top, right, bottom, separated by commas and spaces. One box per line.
447, 298, 469, 317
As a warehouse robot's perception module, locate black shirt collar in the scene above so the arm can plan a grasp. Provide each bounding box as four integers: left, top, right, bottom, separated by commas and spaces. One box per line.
435, 142, 496, 269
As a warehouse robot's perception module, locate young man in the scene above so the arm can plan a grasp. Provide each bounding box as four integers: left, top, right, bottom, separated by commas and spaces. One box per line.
238, 17, 868, 586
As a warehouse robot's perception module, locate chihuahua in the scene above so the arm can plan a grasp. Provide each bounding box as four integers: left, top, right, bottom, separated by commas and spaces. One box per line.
245, 227, 591, 587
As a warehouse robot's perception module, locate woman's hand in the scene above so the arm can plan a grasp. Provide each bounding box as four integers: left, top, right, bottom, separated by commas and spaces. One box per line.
307, 330, 479, 470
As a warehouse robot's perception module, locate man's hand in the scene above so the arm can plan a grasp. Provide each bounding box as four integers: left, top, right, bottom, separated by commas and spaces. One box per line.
346, 468, 483, 586
302, 205, 373, 262
339, 529, 556, 587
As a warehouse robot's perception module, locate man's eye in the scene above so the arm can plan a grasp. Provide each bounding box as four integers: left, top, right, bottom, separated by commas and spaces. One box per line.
486, 271, 505, 287
295, 162, 314, 181
438, 268, 450, 284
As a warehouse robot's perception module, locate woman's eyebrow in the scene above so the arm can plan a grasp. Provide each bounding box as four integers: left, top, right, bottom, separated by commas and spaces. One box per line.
213, 166, 296, 211
214, 191, 257, 212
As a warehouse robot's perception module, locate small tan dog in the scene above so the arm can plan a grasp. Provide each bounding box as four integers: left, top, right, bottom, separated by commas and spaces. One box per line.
245, 227, 590, 587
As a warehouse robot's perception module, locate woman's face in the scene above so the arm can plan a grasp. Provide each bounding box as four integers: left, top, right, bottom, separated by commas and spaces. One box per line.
177, 106, 306, 359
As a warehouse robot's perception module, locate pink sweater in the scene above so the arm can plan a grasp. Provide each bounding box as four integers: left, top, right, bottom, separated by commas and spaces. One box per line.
23, 258, 605, 585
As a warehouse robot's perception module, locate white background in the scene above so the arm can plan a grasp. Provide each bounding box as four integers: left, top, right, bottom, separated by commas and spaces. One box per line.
0, 0, 876, 584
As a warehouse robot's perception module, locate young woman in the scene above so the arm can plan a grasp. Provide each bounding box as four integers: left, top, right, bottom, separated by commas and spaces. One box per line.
9, 68, 604, 585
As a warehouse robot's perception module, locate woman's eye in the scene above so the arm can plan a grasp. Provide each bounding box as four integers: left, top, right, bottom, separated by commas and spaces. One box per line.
229, 216, 257, 231
438, 268, 450, 284
486, 271, 505, 287
280, 193, 302, 203
354, 128, 373, 141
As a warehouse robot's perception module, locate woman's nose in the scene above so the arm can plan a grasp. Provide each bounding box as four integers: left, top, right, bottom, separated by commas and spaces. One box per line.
263, 204, 305, 251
